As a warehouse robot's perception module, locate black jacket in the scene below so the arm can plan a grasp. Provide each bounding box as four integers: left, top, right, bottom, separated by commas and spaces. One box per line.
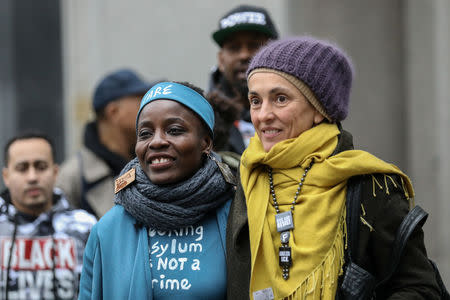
208, 67, 247, 154
226, 128, 441, 299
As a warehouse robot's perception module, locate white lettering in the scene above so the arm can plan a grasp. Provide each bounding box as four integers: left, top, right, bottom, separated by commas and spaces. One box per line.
171, 239, 176, 254
178, 242, 187, 253
277, 215, 292, 228
43, 240, 53, 268
10, 241, 17, 268
181, 278, 191, 290
168, 258, 178, 270
189, 243, 202, 253
150, 225, 202, 240
36, 269, 53, 299
151, 241, 159, 255
153, 87, 162, 97
191, 259, 200, 271
160, 274, 165, 289
162, 85, 172, 95
178, 257, 187, 271
184, 226, 195, 237
159, 243, 168, 257
58, 239, 75, 268
157, 257, 167, 270
195, 226, 203, 241
156, 257, 188, 271
165, 278, 180, 290
57, 269, 75, 299
220, 12, 266, 29
2, 240, 12, 267
151, 241, 169, 258
151, 276, 192, 291
152, 278, 158, 288
1, 255, 76, 299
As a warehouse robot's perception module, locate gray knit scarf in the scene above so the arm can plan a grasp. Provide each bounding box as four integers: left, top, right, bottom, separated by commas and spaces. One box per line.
115, 155, 233, 231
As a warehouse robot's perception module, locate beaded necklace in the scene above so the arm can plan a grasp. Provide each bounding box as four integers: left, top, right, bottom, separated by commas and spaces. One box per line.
268, 158, 315, 280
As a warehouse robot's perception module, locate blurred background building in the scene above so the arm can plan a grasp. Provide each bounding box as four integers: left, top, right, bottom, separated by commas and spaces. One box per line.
0, 0, 449, 284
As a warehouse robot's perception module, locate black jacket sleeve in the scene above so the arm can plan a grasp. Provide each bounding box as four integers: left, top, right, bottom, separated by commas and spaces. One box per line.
357, 174, 441, 300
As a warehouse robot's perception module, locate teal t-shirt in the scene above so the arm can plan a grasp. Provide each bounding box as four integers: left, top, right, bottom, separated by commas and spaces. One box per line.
148, 213, 227, 299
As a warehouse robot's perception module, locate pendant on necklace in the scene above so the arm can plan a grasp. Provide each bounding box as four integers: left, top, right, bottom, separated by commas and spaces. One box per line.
280, 231, 290, 243
269, 159, 315, 281
275, 211, 294, 232
279, 245, 292, 267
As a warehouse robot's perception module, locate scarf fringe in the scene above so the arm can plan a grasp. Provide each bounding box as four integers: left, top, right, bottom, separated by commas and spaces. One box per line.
360, 216, 374, 232
372, 174, 408, 197
400, 177, 415, 208
372, 175, 383, 196
283, 207, 347, 300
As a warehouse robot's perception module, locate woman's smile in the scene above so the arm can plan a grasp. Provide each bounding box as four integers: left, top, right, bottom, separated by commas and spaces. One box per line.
135, 99, 212, 185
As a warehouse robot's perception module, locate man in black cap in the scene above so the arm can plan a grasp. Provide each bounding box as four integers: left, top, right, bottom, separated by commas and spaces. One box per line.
208, 4, 278, 154
57, 69, 154, 218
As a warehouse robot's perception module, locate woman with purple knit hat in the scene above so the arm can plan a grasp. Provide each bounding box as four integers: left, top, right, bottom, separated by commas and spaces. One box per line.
226, 37, 442, 299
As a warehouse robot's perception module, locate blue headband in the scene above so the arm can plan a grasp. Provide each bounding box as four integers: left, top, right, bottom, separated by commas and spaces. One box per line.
136, 82, 214, 135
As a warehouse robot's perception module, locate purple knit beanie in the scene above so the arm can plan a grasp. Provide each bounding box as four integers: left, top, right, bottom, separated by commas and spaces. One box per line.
247, 36, 354, 122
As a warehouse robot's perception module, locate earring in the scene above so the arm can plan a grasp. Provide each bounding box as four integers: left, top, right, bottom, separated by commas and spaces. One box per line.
206, 152, 214, 161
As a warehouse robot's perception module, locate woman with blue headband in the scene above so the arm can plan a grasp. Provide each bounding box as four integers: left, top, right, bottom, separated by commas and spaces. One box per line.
79, 82, 236, 299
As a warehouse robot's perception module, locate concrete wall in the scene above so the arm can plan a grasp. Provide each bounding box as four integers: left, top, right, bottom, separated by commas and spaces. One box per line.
0, 0, 64, 165
0, 0, 16, 155
286, 0, 406, 168
405, 0, 450, 286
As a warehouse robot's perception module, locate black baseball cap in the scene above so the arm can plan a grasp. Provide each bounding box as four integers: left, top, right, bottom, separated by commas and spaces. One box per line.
212, 5, 278, 47
93, 69, 153, 112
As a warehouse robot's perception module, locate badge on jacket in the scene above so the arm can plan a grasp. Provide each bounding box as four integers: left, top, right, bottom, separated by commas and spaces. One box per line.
114, 168, 136, 193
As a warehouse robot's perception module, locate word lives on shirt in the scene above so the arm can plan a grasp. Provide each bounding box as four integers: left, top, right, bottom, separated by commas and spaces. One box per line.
148, 214, 227, 299
0, 236, 78, 300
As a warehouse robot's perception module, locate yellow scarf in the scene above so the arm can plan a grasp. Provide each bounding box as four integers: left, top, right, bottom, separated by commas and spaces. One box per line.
240, 123, 414, 300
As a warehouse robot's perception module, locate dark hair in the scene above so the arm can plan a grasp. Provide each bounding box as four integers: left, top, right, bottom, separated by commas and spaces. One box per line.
173, 81, 205, 97
206, 91, 240, 151
3, 131, 56, 166
173, 81, 212, 138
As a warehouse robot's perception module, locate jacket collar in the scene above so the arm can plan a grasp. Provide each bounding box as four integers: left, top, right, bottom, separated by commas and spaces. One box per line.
84, 121, 128, 176
331, 122, 354, 155
0, 188, 70, 223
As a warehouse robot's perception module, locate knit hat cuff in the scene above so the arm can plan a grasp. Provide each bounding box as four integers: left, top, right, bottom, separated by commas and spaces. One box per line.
248, 68, 332, 121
